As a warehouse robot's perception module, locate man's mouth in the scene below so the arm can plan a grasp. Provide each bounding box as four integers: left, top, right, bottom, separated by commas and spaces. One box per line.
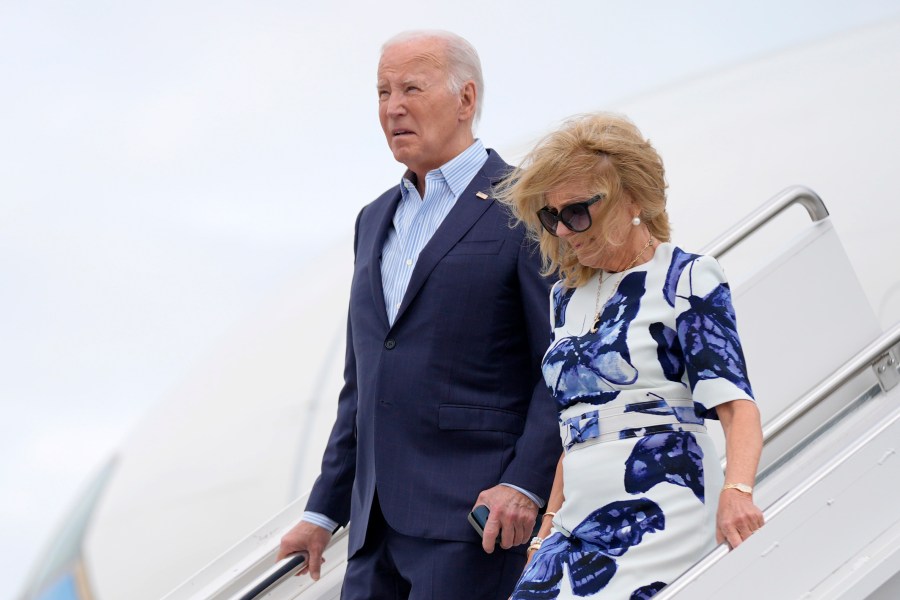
393, 129, 414, 137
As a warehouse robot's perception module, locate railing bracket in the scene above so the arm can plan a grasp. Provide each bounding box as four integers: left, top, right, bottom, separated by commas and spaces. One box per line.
873, 349, 900, 392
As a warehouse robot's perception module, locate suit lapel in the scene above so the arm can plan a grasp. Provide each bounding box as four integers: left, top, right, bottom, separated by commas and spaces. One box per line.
392, 151, 509, 326
367, 188, 402, 330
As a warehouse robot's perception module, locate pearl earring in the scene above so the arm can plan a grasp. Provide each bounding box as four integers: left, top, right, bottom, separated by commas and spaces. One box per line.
631, 216, 641, 226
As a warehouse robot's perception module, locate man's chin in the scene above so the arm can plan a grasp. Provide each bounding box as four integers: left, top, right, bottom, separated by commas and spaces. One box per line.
390, 146, 415, 167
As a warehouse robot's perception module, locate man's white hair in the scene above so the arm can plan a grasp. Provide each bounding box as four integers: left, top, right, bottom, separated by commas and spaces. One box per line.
381, 30, 484, 127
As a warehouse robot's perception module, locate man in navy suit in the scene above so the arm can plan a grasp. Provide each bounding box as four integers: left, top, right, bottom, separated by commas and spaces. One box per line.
277, 30, 559, 599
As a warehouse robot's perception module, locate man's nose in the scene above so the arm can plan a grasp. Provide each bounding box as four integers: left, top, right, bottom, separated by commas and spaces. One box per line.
386, 92, 407, 116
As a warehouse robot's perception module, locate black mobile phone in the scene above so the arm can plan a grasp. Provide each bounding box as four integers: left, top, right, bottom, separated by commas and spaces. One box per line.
468, 504, 503, 542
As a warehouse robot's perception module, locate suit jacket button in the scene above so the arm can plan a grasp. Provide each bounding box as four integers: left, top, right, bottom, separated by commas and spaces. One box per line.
384, 338, 396, 350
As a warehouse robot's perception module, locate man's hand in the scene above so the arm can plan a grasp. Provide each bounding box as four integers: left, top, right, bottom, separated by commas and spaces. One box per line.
473, 485, 538, 554
276, 520, 333, 581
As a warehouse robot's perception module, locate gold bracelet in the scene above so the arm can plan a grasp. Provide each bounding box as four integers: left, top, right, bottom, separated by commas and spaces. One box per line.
542, 511, 556, 519
528, 536, 543, 552
722, 482, 753, 495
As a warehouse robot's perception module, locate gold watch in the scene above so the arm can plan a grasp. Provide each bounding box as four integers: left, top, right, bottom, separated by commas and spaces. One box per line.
722, 482, 753, 494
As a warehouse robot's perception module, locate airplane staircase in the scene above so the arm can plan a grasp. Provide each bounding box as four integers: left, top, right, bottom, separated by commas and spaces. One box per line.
162, 186, 900, 600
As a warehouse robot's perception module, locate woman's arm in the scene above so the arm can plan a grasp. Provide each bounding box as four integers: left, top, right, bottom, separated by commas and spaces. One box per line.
527, 452, 565, 560
715, 399, 765, 548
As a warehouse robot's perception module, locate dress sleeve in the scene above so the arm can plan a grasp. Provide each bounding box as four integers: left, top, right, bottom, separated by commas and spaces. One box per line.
674, 254, 755, 419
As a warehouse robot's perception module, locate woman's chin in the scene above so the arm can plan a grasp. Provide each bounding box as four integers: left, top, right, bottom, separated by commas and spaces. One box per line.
574, 251, 605, 270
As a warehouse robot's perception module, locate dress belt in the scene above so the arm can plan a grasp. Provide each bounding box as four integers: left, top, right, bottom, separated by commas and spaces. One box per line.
560, 397, 707, 452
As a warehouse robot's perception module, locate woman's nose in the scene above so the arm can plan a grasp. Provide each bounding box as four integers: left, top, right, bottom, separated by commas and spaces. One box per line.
556, 221, 575, 237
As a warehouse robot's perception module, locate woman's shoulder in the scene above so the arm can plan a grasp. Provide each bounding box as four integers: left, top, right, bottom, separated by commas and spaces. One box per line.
655, 243, 722, 274
550, 279, 577, 304
653, 243, 728, 304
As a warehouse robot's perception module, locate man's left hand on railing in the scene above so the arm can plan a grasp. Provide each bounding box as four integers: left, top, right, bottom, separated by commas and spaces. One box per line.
277, 521, 332, 581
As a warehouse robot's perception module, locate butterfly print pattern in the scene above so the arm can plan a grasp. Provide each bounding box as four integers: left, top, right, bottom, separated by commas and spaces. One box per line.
554, 284, 577, 331
630, 582, 667, 599
543, 272, 646, 411
676, 260, 754, 399
624, 430, 706, 503
512, 499, 665, 599
648, 322, 684, 384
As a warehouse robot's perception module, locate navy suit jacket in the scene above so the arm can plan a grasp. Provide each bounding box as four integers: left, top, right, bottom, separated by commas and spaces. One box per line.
306, 150, 560, 557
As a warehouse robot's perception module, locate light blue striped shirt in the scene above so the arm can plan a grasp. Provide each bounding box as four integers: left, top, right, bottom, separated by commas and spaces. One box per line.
381, 139, 488, 324
302, 140, 542, 533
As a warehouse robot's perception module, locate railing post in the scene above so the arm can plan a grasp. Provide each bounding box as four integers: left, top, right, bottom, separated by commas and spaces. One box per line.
702, 185, 828, 259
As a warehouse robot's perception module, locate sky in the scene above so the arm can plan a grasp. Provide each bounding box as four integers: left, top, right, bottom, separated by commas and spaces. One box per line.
3, 1, 900, 597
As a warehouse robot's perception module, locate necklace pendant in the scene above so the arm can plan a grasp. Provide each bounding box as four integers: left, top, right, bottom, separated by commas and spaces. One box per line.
590, 317, 600, 334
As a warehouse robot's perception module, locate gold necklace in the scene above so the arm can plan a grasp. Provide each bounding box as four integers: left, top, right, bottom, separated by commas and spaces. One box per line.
590, 236, 655, 334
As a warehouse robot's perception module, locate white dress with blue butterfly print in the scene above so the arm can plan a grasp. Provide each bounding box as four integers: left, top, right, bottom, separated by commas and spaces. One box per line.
512, 243, 755, 600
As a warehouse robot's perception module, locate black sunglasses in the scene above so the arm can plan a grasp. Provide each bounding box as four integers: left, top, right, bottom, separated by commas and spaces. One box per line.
536, 193, 605, 236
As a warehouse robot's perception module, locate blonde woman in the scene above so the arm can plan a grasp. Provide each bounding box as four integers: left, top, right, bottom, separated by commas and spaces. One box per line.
497, 113, 764, 599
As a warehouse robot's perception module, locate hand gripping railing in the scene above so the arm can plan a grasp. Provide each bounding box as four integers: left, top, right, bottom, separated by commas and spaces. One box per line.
651, 321, 900, 599
701, 185, 829, 259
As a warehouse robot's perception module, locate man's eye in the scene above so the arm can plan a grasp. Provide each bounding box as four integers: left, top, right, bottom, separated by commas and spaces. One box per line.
378, 90, 389, 100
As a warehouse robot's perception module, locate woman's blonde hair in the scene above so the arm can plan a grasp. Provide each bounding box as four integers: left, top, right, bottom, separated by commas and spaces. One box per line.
496, 112, 670, 288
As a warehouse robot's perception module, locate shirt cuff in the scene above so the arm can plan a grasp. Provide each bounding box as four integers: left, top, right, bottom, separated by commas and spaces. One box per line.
301, 511, 340, 532
500, 483, 545, 509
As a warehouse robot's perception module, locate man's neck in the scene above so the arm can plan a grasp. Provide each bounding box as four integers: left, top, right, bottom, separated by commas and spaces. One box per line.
409, 133, 476, 197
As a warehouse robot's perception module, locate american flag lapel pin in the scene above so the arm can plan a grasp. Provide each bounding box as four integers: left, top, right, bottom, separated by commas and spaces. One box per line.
475, 191, 489, 200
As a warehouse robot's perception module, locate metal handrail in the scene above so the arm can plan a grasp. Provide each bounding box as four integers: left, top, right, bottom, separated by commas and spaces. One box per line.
232, 553, 308, 600
224, 525, 350, 600
651, 323, 900, 599
702, 185, 829, 259
762, 323, 900, 445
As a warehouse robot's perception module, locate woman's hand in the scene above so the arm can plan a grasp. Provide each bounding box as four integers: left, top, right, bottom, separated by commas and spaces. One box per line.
716, 488, 764, 548
715, 399, 764, 548
522, 454, 565, 569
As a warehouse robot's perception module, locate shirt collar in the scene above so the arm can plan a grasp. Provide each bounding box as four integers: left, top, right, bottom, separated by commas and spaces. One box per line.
400, 139, 488, 200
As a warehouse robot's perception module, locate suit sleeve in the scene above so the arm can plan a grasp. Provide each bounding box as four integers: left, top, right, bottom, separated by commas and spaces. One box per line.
304, 209, 364, 526
498, 235, 561, 501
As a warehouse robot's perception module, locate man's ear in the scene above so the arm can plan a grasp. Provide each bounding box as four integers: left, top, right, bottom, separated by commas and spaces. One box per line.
458, 80, 477, 121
